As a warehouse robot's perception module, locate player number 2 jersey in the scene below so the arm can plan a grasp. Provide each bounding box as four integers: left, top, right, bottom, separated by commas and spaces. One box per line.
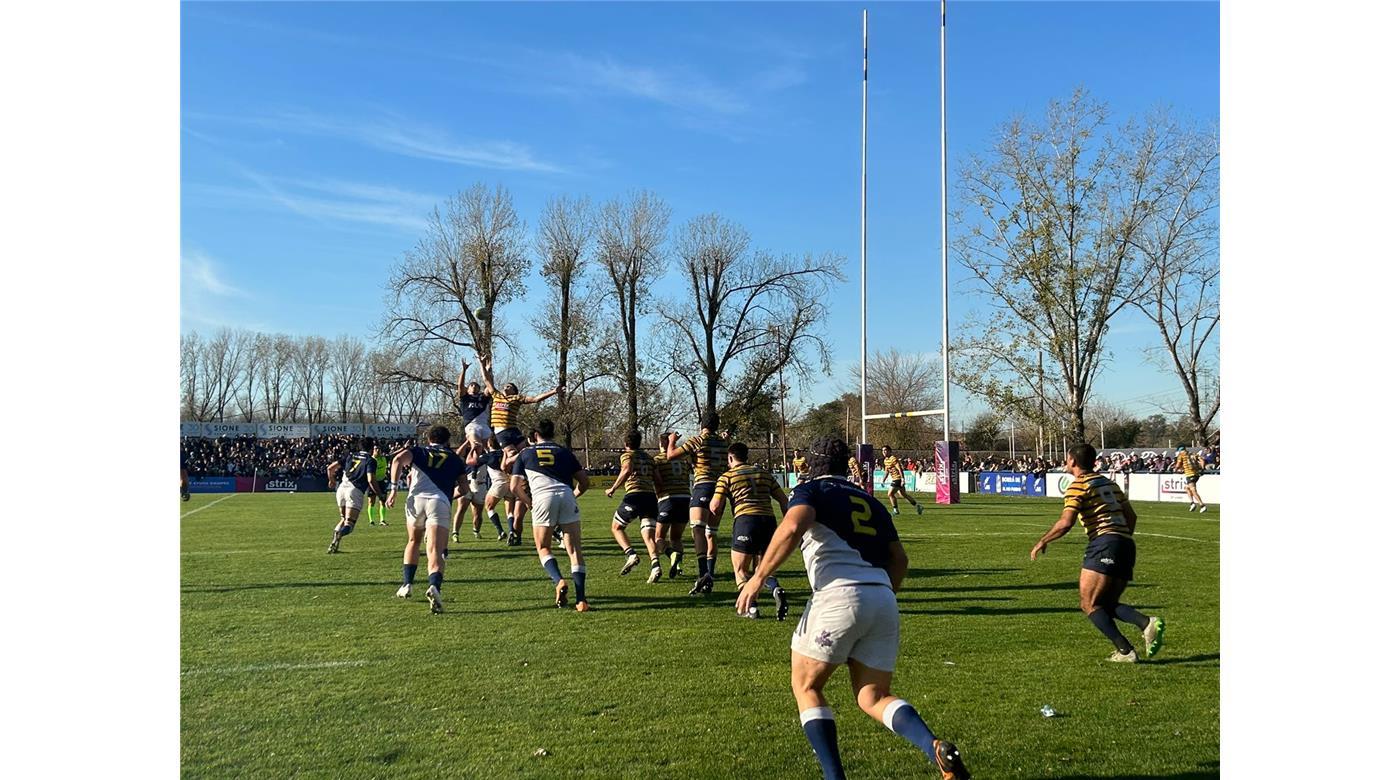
1063, 473, 1132, 541
788, 476, 898, 591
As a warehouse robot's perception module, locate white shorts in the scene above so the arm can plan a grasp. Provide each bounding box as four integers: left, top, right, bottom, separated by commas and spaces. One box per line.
466, 478, 488, 505
488, 479, 514, 501
791, 584, 900, 672
465, 412, 491, 443
336, 483, 365, 512
531, 491, 580, 528
404, 493, 452, 530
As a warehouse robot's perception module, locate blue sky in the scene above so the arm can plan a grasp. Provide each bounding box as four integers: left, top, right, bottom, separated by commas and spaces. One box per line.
181, 0, 1219, 423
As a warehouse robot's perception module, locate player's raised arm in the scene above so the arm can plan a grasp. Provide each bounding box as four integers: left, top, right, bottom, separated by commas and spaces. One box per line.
1030, 507, 1078, 560
457, 360, 468, 399
663, 431, 686, 461
526, 385, 563, 404
736, 503, 815, 615
479, 354, 495, 396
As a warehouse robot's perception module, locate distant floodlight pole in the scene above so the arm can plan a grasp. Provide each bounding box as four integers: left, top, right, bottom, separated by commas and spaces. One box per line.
860, 7, 869, 446
939, 0, 951, 444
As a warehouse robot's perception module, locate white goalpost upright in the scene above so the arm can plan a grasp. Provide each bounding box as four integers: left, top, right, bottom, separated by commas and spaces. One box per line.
858, 2, 952, 439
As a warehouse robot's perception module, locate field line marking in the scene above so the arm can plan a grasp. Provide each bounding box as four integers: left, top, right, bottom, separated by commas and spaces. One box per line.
181, 659, 368, 677
181, 494, 237, 518
1135, 531, 1219, 544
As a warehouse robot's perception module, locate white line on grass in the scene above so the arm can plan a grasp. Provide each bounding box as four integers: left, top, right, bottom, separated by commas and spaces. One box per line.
181, 660, 368, 677
1135, 531, 1219, 544
181, 494, 237, 518
899, 529, 1218, 544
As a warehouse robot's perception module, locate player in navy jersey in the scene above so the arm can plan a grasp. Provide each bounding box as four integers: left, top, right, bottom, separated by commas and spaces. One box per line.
386, 426, 471, 614
737, 437, 971, 780
1031, 443, 1164, 662
325, 437, 377, 554
511, 419, 592, 611
457, 358, 493, 449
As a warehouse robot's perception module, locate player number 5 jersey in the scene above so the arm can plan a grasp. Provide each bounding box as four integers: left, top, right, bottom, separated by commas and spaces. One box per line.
788, 476, 898, 592
512, 442, 582, 498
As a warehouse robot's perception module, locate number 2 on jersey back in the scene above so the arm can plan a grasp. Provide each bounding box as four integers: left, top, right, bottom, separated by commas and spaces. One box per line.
849, 496, 877, 536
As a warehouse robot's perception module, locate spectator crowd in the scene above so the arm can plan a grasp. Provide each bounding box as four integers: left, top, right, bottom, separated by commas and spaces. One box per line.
180, 435, 413, 479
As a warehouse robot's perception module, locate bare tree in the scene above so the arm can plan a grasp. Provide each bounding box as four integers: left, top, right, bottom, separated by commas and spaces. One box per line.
257, 334, 296, 422
953, 89, 1179, 440
180, 332, 200, 419
534, 194, 594, 445
1130, 120, 1220, 446
660, 213, 842, 422
291, 336, 330, 422
328, 335, 367, 420
595, 190, 670, 430
232, 330, 261, 422
383, 184, 530, 372
848, 349, 942, 449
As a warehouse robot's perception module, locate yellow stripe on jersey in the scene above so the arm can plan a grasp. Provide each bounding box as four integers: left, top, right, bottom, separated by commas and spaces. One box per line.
1063, 473, 1132, 540
713, 464, 782, 518
654, 453, 691, 498
1175, 451, 1199, 477
621, 450, 656, 495
793, 455, 808, 474
490, 393, 525, 429
849, 457, 862, 479
681, 433, 728, 483
883, 456, 903, 479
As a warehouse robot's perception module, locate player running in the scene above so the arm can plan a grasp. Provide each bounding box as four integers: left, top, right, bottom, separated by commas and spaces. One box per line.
1031, 443, 1166, 663
386, 426, 470, 614
710, 442, 790, 618
512, 420, 591, 611
1175, 446, 1208, 513
603, 431, 662, 581
881, 445, 922, 516
365, 441, 390, 526
737, 437, 971, 780
654, 436, 692, 580
325, 437, 377, 554
664, 411, 730, 595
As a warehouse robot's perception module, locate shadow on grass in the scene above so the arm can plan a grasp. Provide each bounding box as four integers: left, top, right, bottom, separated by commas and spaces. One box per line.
906, 567, 1019, 578
1150, 652, 1220, 666
1030, 769, 1218, 780
182, 577, 538, 594
901, 605, 1083, 617
901, 580, 1083, 594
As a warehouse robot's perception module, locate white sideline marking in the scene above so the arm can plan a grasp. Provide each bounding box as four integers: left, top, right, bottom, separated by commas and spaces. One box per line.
1135, 531, 1219, 544
181, 494, 237, 518
182, 548, 307, 556
181, 660, 368, 677
900, 529, 1218, 544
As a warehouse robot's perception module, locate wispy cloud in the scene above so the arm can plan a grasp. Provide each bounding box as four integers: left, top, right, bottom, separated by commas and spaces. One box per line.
190, 109, 565, 174
556, 53, 749, 116
189, 168, 437, 233
182, 249, 246, 298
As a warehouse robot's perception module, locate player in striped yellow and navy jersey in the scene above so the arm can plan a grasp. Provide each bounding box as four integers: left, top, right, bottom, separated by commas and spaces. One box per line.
1175, 446, 1208, 513
664, 411, 730, 594
1031, 443, 1166, 662
710, 441, 790, 618
881, 445, 922, 516
604, 431, 663, 582
480, 354, 562, 544
654, 436, 692, 580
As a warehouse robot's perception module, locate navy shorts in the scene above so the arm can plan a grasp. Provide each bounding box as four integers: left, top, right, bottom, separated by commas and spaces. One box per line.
496, 427, 526, 448
1082, 534, 1136, 581
1185, 474, 1199, 485
613, 492, 658, 526
690, 481, 717, 510
657, 495, 690, 525
731, 515, 777, 556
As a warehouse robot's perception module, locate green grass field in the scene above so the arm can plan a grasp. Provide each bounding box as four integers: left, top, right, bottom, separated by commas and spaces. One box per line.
181, 489, 1219, 779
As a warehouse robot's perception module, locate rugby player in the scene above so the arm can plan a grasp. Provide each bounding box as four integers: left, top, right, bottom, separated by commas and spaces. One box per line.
511, 419, 592, 611
793, 449, 810, 483
1031, 443, 1166, 662
450, 438, 489, 542
664, 411, 730, 595
386, 426, 470, 614
847, 452, 862, 485
603, 431, 662, 581
1175, 446, 1208, 513
737, 437, 971, 780
325, 437, 377, 554
654, 436, 692, 580
366, 441, 390, 526
457, 359, 492, 450
710, 442, 790, 618
180, 452, 190, 501
481, 356, 560, 543
881, 445, 922, 516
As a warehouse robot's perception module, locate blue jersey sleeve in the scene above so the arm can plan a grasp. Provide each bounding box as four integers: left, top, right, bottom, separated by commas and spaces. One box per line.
511, 449, 528, 476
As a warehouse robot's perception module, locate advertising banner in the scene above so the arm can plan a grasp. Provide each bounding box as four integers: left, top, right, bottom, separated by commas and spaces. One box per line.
1157, 473, 1221, 504
253, 476, 329, 493
1027, 474, 1046, 497
235, 477, 257, 493
200, 422, 259, 437
188, 476, 236, 493
180, 422, 203, 436
312, 423, 365, 436
366, 423, 419, 438
856, 444, 874, 493
872, 470, 918, 491
934, 440, 960, 504
257, 423, 312, 439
